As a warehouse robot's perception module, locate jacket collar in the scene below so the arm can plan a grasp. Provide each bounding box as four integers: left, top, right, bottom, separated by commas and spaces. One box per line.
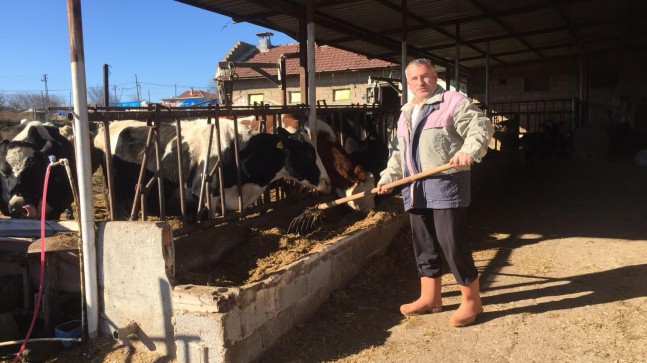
401, 85, 446, 113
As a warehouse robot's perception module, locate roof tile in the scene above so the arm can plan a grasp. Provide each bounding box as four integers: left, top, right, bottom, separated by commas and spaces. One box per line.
231, 44, 397, 78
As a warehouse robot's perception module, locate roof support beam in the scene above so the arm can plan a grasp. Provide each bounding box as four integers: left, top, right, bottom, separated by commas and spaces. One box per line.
418, 17, 624, 52
401, 0, 408, 105
459, 31, 646, 62
554, 3, 579, 41
372, 0, 497, 65
299, 15, 308, 102
465, 0, 544, 58
217, 62, 281, 85
455, 23, 460, 91
626, 0, 636, 48
372, 0, 598, 38
241, 0, 462, 70
312, 11, 450, 66
232, 10, 282, 23
307, 0, 317, 145
484, 42, 490, 110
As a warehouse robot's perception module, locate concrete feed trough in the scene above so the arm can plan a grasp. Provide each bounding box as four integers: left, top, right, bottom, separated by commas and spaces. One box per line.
97, 212, 407, 362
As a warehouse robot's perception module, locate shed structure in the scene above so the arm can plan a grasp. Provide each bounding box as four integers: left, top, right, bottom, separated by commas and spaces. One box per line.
180, 0, 647, 153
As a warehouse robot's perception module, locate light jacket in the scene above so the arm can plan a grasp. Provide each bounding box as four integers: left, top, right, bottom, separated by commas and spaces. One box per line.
378, 86, 493, 210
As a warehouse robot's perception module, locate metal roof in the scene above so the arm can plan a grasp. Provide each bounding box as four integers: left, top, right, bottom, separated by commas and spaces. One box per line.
176, 0, 646, 73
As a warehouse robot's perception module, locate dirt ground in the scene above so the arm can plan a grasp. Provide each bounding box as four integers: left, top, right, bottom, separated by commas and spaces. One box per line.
4, 157, 646, 362
257, 158, 647, 363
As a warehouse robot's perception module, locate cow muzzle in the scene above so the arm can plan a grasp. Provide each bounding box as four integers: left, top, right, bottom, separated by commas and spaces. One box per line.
8, 196, 39, 219
341, 175, 376, 212
317, 178, 332, 194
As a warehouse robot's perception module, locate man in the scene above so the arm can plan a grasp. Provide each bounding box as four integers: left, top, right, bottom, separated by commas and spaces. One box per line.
377, 58, 492, 327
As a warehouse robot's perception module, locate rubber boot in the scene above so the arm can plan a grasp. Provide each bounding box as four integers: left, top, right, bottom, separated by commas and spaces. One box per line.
400, 276, 443, 316
449, 277, 483, 327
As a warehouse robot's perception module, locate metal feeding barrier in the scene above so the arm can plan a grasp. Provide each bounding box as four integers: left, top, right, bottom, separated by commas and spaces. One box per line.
52, 103, 397, 236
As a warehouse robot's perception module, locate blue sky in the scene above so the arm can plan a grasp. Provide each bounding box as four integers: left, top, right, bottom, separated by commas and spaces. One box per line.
0, 1, 294, 103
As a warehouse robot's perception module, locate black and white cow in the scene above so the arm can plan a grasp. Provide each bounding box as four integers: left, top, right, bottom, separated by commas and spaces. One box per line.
237, 113, 377, 211
0, 121, 78, 219
94, 119, 331, 220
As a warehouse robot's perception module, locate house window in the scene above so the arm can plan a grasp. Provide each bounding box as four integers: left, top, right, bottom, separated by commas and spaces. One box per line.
524, 76, 549, 92
248, 94, 264, 105
288, 91, 301, 104
333, 89, 351, 101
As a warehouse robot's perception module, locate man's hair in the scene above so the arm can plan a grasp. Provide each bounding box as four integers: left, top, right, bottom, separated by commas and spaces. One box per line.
407, 58, 435, 69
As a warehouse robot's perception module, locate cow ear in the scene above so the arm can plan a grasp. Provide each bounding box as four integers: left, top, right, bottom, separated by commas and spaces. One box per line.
0, 140, 8, 155
39, 139, 54, 155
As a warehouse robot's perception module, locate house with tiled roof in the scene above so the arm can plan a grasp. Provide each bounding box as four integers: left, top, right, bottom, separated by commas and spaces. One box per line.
161, 89, 218, 107
215, 34, 402, 108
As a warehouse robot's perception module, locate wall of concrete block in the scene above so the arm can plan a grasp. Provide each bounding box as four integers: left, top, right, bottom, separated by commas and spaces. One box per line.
173, 212, 408, 362
96, 211, 408, 362
97, 221, 175, 356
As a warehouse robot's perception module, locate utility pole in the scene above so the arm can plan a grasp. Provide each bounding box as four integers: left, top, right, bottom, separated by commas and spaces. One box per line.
41, 74, 50, 121
112, 85, 118, 103
135, 74, 141, 103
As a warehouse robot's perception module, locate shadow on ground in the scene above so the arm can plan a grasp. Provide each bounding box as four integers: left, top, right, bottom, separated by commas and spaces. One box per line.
258, 158, 647, 362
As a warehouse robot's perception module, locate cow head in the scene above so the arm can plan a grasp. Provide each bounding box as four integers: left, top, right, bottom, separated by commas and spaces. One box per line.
276, 127, 330, 193
340, 171, 376, 212
0, 139, 50, 218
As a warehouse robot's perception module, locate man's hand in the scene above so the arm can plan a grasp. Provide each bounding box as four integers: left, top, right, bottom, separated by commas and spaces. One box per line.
449, 152, 474, 166
376, 184, 392, 195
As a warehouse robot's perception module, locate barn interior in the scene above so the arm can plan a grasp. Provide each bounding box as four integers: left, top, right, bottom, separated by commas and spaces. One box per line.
186, 0, 647, 156
1, 0, 647, 361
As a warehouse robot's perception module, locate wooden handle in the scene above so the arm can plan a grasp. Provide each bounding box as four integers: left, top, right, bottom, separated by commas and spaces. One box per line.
317, 163, 455, 210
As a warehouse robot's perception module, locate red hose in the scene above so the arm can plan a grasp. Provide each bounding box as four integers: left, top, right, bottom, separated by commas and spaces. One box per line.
13, 163, 52, 362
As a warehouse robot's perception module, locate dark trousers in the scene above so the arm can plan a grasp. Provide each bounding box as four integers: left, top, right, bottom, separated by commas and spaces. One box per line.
409, 207, 478, 285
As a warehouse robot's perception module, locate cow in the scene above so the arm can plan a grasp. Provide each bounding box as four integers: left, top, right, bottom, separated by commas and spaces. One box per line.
324, 113, 390, 181
238, 113, 376, 211
0, 121, 79, 219
93, 118, 330, 220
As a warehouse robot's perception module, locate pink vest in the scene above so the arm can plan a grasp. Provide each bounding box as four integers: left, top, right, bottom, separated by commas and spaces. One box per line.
397, 91, 466, 176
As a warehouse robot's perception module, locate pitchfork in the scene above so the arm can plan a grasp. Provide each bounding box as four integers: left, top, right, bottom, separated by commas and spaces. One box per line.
287, 163, 455, 235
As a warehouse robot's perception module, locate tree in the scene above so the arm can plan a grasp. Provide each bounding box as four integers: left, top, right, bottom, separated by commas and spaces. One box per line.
0, 92, 6, 108
7, 92, 65, 111
87, 86, 121, 106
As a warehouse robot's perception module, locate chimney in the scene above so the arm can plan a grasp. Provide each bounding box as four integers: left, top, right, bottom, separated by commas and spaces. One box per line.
256, 32, 273, 53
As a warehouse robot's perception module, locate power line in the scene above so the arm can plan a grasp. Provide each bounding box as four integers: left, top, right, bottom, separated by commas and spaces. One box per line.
0, 74, 42, 79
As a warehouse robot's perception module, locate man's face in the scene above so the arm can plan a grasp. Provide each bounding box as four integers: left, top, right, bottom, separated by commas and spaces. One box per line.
406, 63, 438, 103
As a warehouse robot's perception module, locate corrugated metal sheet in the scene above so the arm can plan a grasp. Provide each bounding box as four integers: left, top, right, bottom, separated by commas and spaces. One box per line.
176, 0, 647, 71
